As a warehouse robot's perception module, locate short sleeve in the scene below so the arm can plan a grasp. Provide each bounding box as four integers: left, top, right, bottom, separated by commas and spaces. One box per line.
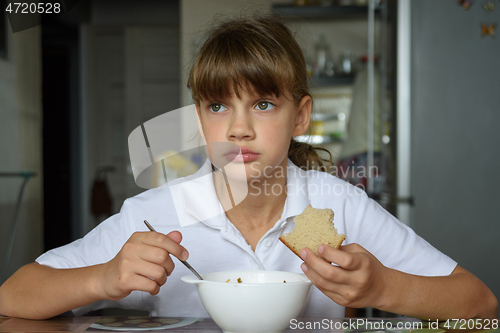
36, 199, 137, 268
345, 191, 457, 277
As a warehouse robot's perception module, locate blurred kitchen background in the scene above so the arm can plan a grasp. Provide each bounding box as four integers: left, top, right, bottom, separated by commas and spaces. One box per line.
0, 0, 499, 316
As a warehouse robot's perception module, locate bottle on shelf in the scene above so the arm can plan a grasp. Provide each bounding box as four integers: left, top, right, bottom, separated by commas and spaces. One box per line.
313, 34, 331, 77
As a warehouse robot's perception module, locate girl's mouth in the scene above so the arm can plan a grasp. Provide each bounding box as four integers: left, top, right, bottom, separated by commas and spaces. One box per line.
224, 146, 259, 163
225, 152, 260, 163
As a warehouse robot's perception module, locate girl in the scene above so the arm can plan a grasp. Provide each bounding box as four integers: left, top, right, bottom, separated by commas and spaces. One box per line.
0, 15, 496, 320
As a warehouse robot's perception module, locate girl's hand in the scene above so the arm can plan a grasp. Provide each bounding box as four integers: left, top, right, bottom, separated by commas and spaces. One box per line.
98, 231, 188, 301
300, 243, 391, 309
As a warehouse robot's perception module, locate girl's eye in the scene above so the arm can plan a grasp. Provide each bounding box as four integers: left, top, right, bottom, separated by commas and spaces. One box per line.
256, 101, 275, 111
209, 104, 227, 113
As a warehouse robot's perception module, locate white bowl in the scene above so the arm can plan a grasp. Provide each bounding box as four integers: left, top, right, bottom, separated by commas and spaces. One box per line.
182, 270, 312, 333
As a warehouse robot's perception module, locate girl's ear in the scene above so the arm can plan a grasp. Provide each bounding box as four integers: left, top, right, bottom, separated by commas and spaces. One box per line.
292, 95, 312, 137
195, 103, 206, 142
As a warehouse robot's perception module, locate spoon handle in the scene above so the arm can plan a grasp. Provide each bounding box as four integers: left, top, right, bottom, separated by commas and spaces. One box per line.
179, 260, 204, 280
143, 220, 203, 280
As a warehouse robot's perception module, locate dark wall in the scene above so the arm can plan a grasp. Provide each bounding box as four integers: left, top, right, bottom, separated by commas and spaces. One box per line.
42, 20, 79, 250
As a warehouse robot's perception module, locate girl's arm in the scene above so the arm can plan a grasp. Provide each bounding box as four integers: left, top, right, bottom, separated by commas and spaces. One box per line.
300, 243, 498, 320
382, 264, 498, 319
0, 231, 188, 319
0, 262, 107, 319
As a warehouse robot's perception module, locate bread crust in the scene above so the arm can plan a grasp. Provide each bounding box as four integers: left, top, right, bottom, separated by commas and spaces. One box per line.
279, 236, 303, 260
279, 205, 346, 262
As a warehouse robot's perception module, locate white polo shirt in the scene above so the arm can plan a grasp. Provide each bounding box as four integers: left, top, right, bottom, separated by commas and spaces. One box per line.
36, 158, 457, 317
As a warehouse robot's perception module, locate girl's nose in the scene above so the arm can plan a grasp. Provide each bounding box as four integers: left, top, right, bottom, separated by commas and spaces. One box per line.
227, 110, 255, 141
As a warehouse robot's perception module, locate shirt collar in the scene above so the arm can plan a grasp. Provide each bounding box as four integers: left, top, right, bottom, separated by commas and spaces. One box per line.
173, 157, 310, 229
168, 158, 225, 228
280, 158, 311, 221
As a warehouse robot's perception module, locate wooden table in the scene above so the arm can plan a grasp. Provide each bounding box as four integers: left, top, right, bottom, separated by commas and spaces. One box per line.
0, 315, 498, 332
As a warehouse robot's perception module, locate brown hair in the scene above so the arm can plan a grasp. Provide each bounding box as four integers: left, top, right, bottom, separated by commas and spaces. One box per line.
187, 15, 332, 172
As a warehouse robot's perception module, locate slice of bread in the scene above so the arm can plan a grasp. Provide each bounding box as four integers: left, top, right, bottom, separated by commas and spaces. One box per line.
279, 205, 345, 259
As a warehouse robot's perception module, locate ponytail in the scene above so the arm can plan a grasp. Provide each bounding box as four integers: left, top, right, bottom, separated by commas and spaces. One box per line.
288, 139, 333, 173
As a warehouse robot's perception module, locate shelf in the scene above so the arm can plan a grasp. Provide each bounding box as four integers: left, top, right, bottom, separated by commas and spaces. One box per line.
295, 135, 344, 145
272, 4, 380, 20
311, 113, 345, 122
308, 75, 355, 87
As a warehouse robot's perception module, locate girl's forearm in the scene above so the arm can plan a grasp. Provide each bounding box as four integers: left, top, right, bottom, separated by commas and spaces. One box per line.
380, 267, 498, 320
0, 262, 106, 319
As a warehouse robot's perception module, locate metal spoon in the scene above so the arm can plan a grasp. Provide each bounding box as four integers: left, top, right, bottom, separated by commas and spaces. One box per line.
143, 220, 203, 280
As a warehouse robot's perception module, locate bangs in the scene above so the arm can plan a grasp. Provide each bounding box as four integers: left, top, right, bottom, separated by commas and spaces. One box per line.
188, 24, 299, 104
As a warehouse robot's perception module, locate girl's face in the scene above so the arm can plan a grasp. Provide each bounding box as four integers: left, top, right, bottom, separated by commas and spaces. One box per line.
195, 86, 311, 182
